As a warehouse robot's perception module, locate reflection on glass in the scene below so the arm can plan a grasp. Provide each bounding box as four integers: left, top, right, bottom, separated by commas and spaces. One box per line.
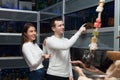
70, 48, 113, 72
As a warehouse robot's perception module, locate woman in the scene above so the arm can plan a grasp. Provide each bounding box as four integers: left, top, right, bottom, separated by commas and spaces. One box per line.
21, 23, 50, 80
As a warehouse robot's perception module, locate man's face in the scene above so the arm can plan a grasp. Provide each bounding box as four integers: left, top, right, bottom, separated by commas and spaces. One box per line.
52, 20, 64, 35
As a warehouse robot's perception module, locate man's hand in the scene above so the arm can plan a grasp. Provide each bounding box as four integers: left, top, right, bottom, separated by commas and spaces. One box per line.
79, 23, 86, 34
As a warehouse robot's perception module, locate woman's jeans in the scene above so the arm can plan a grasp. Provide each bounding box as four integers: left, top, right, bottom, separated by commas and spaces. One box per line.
29, 68, 45, 80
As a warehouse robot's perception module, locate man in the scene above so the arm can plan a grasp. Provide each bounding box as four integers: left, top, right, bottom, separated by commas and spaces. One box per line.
43, 18, 86, 80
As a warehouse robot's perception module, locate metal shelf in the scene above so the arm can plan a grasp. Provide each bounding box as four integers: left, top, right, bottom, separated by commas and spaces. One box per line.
0, 57, 28, 69
0, 8, 38, 22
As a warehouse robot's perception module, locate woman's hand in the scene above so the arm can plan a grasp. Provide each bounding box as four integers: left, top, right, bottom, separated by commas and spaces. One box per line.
42, 54, 51, 59
69, 76, 74, 80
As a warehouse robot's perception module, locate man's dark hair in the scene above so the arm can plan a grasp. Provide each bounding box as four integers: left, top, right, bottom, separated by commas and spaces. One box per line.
51, 18, 62, 27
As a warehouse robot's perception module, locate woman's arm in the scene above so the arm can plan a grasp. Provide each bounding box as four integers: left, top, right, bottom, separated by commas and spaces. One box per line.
22, 45, 43, 67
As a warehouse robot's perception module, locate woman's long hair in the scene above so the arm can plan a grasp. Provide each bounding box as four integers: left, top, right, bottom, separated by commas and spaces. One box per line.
20, 23, 36, 55
21, 23, 36, 46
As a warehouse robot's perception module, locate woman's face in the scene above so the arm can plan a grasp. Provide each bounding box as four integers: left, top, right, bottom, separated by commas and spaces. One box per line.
25, 26, 36, 42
